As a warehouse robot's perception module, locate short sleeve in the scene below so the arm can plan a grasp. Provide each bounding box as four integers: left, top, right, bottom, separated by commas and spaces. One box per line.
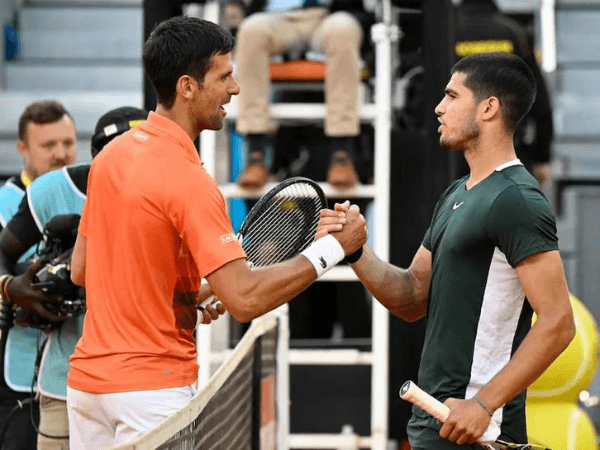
167, 166, 246, 278
487, 184, 558, 267
422, 227, 432, 251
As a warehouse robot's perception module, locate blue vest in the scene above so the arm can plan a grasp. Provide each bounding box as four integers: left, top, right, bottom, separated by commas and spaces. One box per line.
0, 177, 39, 393
5, 166, 88, 398
0, 179, 24, 228
30, 165, 87, 400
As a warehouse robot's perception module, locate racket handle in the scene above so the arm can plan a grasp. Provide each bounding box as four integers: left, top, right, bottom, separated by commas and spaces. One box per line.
400, 380, 450, 422
399, 380, 501, 444
198, 295, 222, 310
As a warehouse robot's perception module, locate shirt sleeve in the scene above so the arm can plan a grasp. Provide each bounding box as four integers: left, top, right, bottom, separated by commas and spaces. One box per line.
487, 184, 558, 267
422, 227, 432, 251
6, 195, 42, 248
167, 165, 246, 279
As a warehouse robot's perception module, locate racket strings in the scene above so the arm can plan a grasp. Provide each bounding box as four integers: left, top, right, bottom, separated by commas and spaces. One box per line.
248, 183, 319, 232
248, 195, 319, 246
247, 183, 319, 235
245, 197, 319, 266
242, 183, 323, 267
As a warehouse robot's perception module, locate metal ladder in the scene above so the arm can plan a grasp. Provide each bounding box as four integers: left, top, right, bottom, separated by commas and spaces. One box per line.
196, 2, 399, 449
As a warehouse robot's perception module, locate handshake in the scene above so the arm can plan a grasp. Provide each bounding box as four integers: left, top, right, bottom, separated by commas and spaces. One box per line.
192, 200, 368, 326
315, 200, 368, 264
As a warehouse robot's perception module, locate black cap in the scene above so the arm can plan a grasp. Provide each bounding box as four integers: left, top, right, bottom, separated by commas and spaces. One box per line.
91, 106, 148, 158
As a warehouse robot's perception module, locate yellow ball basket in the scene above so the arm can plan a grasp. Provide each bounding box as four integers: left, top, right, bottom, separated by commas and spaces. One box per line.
526, 400, 598, 450
528, 294, 599, 403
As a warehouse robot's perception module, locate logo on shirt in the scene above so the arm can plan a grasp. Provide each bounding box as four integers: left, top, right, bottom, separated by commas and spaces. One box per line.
220, 233, 237, 244
453, 202, 464, 210
133, 131, 149, 141
319, 257, 327, 269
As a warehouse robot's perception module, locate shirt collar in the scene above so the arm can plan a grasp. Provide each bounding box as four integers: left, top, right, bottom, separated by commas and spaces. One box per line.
143, 112, 202, 164
495, 158, 523, 172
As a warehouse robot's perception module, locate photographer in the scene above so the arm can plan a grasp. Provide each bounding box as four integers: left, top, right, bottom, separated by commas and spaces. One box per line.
0, 107, 146, 450
0, 100, 77, 450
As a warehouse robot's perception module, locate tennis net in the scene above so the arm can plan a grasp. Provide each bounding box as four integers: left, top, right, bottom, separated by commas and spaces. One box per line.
110, 313, 280, 450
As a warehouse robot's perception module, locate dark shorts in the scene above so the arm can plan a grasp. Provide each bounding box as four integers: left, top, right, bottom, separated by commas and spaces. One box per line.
407, 411, 478, 450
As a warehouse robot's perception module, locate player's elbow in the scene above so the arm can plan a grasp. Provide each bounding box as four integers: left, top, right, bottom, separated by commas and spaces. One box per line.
226, 307, 257, 324
551, 307, 576, 355
221, 294, 262, 323
558, 310, 576, 351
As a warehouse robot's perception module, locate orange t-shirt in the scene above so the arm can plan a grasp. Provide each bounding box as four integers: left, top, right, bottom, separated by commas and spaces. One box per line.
67, 112, 246, 393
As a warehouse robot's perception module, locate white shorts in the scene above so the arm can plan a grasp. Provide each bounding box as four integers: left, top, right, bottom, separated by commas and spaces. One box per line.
67, 383, 198, 450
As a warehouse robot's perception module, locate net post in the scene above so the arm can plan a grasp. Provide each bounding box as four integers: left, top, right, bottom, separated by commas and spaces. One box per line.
252, 335, 263, 450
197, 320, 211, 388
275, 305, 290, 450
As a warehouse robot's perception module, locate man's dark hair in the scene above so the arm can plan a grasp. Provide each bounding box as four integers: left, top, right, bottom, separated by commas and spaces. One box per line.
142, 16, 235, 109
451, 52, 536, 132
18, 100, 74, 141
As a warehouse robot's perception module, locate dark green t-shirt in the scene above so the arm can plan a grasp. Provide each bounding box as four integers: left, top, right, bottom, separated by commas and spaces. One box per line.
419, 161, 558, 443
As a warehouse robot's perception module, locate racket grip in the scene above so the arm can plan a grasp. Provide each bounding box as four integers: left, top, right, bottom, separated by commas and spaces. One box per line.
399, 380, 501, 444
198, 295, 221, 310
400, 380, 450, 422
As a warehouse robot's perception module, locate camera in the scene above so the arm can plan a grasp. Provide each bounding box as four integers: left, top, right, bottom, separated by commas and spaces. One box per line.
12, 214, 86, 331
32, 262, 85, 315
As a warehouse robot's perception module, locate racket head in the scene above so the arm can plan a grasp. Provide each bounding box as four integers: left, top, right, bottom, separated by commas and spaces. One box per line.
238, 177, 327, 267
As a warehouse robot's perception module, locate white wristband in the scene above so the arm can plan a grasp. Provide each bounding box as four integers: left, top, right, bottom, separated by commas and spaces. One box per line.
301, 234, 345, 278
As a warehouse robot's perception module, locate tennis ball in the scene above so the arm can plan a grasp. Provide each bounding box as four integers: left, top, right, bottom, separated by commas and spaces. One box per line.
528, 294, 599, 403
526, 400, 598, 450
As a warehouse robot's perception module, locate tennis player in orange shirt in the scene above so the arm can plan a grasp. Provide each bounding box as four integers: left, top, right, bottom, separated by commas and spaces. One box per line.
66, 16, 367, 449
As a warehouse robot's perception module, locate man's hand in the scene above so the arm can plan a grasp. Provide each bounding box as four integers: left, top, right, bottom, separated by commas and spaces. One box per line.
7, 258, 65, 323
195, 282, 227, 325
439, 397, 492, 445
52, 247, 73, 266
330, 201, 367, 255
315, 203, 347, 240
198, 297, 226, 325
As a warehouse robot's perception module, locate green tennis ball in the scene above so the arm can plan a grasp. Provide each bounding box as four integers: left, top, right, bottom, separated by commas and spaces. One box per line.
528, 294, 599, 403
526, 401, 598, 450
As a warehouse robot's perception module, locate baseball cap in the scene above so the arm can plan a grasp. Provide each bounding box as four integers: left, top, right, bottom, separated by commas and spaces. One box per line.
90, 106, 148, 158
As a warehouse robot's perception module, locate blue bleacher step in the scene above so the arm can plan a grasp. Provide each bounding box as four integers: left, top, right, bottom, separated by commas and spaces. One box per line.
19, 6, 141, 60
557, 8, 600, 64
553, 140, 600, 181
554, 93, 600, 139
5, 60, 142, 91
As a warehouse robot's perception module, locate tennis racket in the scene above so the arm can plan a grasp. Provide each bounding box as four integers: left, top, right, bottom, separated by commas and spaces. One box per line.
199, 177, 327, 309
399, 381, 550, 450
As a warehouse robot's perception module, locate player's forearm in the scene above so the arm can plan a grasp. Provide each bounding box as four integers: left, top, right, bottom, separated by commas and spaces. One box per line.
476, 308, 575, 414
210, 256, 317, 323
350, 246, 426, 322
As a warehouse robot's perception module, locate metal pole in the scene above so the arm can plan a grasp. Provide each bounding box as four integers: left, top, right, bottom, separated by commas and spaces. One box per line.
370, 8, 398, 448
540, 0, 557, 73
275, 304, 290, 450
